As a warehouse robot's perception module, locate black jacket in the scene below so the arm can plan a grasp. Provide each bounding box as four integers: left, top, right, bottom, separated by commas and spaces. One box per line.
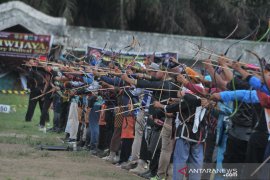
165, 94, 207, 143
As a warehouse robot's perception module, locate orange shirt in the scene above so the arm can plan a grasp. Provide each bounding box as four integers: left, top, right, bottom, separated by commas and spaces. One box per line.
121, 116, 135, 139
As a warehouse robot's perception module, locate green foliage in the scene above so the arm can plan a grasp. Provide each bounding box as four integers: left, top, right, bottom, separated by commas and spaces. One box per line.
2, 0, 268, 40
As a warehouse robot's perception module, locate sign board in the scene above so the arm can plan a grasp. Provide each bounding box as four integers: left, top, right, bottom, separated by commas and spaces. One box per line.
0, 31, 52, 59
87, 46, 178, 67
0, 104, 11, 113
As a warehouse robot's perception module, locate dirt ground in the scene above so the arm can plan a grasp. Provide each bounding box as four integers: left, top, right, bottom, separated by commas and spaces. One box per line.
0, 143, 142, 180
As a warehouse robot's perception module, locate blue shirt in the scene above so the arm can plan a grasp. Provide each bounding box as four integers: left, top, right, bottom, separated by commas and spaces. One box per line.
220, 90, 259, 104
249, 76, 270, 95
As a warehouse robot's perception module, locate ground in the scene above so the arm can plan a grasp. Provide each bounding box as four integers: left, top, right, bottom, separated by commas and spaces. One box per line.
0, 94, 142, 180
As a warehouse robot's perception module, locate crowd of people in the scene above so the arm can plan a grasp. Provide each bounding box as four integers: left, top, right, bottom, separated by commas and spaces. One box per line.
21, 52, 270, 180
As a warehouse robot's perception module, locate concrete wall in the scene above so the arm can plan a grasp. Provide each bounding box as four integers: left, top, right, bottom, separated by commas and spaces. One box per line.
54, 26, 270, 65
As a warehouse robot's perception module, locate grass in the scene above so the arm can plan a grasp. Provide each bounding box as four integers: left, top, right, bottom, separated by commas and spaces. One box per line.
0, 94, 62, 145
0, 94, 142, 180
0, 94, 51, 134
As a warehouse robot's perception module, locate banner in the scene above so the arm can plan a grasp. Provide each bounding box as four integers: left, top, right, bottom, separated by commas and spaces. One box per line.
0, 104, 11, 113
0, 31, 52, 59
86, 46, 178, 67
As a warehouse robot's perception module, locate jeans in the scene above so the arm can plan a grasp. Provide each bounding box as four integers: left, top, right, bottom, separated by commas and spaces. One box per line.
88, 105, 100, 150
215, 129, 228, 180
173, 138, 204, 180
53, 112, 60, 129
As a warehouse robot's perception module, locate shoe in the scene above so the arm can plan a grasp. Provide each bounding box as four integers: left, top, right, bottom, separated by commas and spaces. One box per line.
139, 170, 151, 176
130, 160, 148, 174
90, 149, 98, 155
150, 175, 165, 180
67, 138, 76, 143
47, 127, 58, 132
111, 156, 120, 164
57, 128, 65, 133
83, 145, 90, 151
140, 171, 155, 179
77, 141, 85, 147
121, 161, 137, 170
102, 155, 114, 161
113, 155, 120, 163
96, 150, 105, 158
115, 162, 124, 168
102, 155, 119, 164
38, 125, 46, 132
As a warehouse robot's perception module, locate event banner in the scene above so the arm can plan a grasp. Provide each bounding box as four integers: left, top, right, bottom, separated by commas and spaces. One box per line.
86, 46, 178, 66
0, 31, 52, 59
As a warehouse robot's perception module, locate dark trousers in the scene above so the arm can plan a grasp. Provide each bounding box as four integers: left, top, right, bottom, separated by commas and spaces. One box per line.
98, 125, 108, 150
53, 112, 60, 129
25, 89, 44, 121
140, 130, 151, 161
204, 130, 216, 163
77, 123, 82, 142
258, 141, 270, 180
246, 132, 268, 163
119, 138, 134, 163
148, 129, 161, 175
105, 109, 114, 150
110, 127, 122, 152
59, 101, 70, 130
223, 134, 248, 179
39, 94, 53, 126
223, 134, 248, 163
242, 132, 268, 179
264, 141, 270, 161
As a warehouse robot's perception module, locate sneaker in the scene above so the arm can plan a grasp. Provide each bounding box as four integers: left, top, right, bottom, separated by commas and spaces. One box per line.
140, 171, 155, 179
121, 161, 137, 170
77, 141, 85, 147
47, 127, 57, 132
130, 164, 148, 174
150, 175, 165, 180
83, 145, 90, 151
115, 162, 124, 168
102, 155, 119, 164
102, 155, 114, 161
112, 155, 120, 164
90, 149, 98, 155
67, 138, 76, 143
96, 150, 106, 158
38, 125, 46, 132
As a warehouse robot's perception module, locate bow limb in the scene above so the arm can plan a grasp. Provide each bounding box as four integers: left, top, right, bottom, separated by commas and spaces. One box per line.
224, 18, 240, 40
245, 50, 270, 93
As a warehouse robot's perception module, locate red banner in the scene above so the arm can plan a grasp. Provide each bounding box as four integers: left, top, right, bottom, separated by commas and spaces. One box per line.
0, 32, 52, 59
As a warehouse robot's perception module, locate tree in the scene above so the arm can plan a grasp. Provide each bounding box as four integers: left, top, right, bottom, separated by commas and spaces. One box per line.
1, 0, 269, 40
